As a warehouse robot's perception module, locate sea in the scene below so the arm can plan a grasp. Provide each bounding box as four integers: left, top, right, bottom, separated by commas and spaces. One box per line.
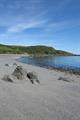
18, 56, 80, 73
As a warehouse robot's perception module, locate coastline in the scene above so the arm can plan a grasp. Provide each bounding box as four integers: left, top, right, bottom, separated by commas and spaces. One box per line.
0, 54, 80, 120
17, 55, 80, 76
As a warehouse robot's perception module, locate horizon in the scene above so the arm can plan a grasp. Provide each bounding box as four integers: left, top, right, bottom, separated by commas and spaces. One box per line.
0, 0, 80, 54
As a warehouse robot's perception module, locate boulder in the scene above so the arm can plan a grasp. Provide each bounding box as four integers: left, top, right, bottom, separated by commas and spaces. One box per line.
58, 77, 71, 82
2, 75, 13, 82
5, 64, 9, 67
13, 63, 17, 66
2, 66, 40, 84
27, 71, 40, 84
12, 66, 27, 80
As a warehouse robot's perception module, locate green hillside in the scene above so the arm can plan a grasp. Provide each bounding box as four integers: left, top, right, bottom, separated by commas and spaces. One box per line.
0, 44, 73, 56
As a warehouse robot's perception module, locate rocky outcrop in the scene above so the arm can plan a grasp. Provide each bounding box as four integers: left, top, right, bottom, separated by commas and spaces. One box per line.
12, 66, 27, 80
27, 71, 40, 84
2, 65, 40, 84
2, 75, 13, 82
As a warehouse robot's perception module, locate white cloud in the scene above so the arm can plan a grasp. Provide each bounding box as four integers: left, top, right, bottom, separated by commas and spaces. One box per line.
8, 20, 45, 33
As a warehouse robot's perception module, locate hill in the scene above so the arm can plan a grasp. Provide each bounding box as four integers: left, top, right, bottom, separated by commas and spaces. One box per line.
0, 44, 73, 56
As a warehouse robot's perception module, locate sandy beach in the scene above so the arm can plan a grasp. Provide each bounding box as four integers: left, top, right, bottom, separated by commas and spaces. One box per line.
0, 54, 80, 120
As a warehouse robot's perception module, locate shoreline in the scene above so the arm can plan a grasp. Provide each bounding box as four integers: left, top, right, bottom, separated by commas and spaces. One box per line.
17, 55, 80, 76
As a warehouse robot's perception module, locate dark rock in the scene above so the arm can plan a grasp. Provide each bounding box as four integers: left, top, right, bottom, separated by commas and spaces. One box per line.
12, 66, 27, 80
58, 77, 71, 82
2, 75, 13, 82
27, 71, 40, 84
5, 64, 9, 67
13, 63, 17, 66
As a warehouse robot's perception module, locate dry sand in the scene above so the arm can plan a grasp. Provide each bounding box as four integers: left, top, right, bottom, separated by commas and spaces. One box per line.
0, 54, 80, 120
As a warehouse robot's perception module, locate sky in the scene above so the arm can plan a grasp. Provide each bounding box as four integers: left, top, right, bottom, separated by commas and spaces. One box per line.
0, 0, 80, 53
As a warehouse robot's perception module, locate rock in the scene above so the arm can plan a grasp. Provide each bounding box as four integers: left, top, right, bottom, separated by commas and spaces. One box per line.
2, 75, 13, 82
5, 64, 9, 67
12, 66, 27, 80
2, 66, 40, 84
13, 63, 17, 66
58, 77, 71, 82
27, 71, 40, 84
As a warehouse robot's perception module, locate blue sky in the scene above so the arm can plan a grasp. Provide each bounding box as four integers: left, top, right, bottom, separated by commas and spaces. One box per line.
0, 0, 80, 53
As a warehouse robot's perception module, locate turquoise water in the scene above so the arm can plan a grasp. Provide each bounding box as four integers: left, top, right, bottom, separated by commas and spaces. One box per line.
18, 56, 80, 72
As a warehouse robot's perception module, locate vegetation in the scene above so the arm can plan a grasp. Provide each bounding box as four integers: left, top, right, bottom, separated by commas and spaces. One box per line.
0, 44, 73, 56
